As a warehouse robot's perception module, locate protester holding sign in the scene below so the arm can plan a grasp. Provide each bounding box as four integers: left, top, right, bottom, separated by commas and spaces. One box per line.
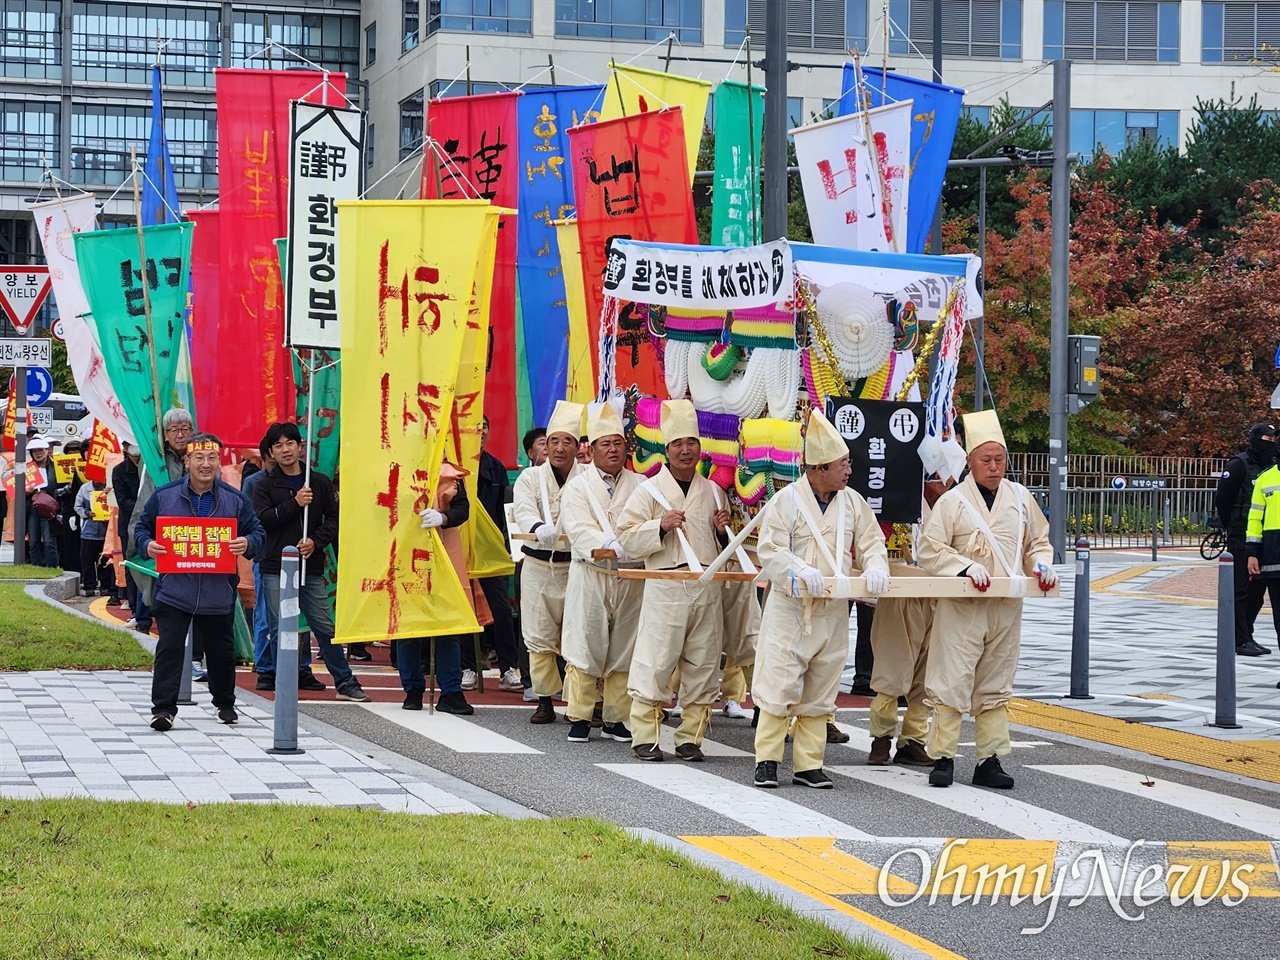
135, 433, 263, 731
73, 478, 111, 596
54, 439, 85, 575
23, 436, 59, 567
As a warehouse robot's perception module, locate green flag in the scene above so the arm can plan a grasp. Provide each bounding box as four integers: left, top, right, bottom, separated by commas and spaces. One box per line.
74, 221, 194, 482
711, 80, 765, 247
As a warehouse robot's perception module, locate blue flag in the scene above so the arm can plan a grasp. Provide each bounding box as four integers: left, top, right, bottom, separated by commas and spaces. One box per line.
142, 65, 180, 226
838, 66, 965, 254
514, 84, 603, 427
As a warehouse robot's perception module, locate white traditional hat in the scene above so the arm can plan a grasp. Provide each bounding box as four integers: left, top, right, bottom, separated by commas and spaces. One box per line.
586, 402, 624, 443
660, 399, 699, 445
816, 282, 894, 380
961, 409, 1006, 454
805, 408, 848, 465
547, 400, 585, 441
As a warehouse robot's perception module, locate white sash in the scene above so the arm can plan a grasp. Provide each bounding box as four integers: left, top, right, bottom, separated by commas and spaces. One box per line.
641, 476, 704, 574
536, 463, 561, 536
586, 473, 617, 542
956, 481, 1028, 597
792, 485, 848, 577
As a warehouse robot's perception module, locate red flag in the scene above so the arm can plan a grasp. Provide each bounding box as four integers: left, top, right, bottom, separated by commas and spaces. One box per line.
568, 110, 697, 399
211, 68, 345, 447
186, 208, 221, 430
2, 374, 31, 453
83, 420, 121, 483
421, 91, 519, 466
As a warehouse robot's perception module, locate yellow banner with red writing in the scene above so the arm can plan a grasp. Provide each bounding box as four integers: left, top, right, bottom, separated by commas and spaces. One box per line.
554, 218, 595, 404
598, 64, 711, 178
334, 201, 496, 643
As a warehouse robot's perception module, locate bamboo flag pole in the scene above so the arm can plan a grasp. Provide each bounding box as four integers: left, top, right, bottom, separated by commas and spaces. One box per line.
130, 146, 167, 453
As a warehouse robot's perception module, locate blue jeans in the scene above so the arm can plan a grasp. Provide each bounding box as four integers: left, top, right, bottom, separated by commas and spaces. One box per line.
396, 636, 462, 695
255, 565, 312, 674
27, 507, 59, 567
263, 574, 353, 691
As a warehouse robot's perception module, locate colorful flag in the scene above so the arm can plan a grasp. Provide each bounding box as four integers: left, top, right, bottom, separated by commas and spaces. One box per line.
28, 194, 134, 443
420, 91, 520, 467
598, 65, 710, 178
839, 67, 966, 255
792, 100, 912, 253
515, 85, 602, 426
186, 208, 221, 427
553, 218, 594, 404
73, 221, 194, 482
710, 80, 765, 247
334, 200, 492, 643
568, 109, 699, 399
211, 68, 345, 448
83, 420, 121, 483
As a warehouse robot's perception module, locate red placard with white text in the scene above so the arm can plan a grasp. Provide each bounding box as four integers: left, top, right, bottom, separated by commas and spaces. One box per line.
156, 516, 237, 573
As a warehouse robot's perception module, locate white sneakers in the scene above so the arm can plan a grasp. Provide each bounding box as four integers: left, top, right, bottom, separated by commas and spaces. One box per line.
498, 667, 523, 691
722, 699, 751, 720
461, 668, 478, 691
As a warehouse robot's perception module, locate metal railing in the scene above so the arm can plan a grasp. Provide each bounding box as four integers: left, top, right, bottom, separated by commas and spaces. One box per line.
1009, 453, 1227, 491
1026, 485, 1218, 549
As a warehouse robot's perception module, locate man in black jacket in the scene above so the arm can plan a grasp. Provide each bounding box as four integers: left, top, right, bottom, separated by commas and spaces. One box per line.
252, 422, 369, 701
1216, 422, 1277, 656
112, 443, 143, 612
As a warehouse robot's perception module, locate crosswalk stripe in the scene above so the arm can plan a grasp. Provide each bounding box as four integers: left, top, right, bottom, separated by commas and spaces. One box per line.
1030, 764, 1280, 838
828, 765, 1129, 844
598, 763, 874, 839
830, 722, 1049, 755
657, 726, 751, 757
356, 702, 542, 754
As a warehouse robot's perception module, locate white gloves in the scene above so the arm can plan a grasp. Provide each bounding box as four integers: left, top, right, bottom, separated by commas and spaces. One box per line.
797, 566, 826, 596
603, 538, 629, 561
864, 567, 890, 596
1034, 562, 1058, 590
966, 562, 992, 591
535, 523, 560, 548
418, 508, 444, 529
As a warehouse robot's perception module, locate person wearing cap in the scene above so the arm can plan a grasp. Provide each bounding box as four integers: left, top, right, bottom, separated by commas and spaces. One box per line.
55, 439, 85, 573
1216, 422, 1277, 656
750, 408, 890, 789
22, 436, 59, 567
512, 400, 586, 723
616, 399, 733, 762
557, 402, 644, 744
918, 409, 1055, 789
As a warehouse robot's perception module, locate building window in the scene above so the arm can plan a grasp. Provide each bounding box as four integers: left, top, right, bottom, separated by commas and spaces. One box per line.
70, 104, 217, 191
427, 79, 510, 98
429, 0, 533, 35
963, 104, 993, 124
725, 0, 868, 51
366, 121, 374, 169
403, 0, 419, 52
890, 0, 1022, 58
232, 11, 360, 79
365, 22, 376, 66
1067, 108, 1178, 155
72, 3, 219, 87
400, 89, 423, 159
0, 100, 59, 182
2, 0, 61, 80
1043, 1, 1179, 62
1202, 1, 1280, 62
555, 0, 703, 43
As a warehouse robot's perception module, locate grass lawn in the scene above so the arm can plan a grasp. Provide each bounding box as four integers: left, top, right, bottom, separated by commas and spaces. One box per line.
0, 800, 890, 960
0, 583, 151, 672
0, 563, 62, 580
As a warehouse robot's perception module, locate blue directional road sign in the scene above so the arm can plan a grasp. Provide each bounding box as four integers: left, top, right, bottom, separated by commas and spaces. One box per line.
25, 366, 53, 406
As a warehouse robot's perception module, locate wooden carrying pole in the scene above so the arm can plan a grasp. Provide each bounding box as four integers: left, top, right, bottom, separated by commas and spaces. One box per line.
784, 563, 1061, 600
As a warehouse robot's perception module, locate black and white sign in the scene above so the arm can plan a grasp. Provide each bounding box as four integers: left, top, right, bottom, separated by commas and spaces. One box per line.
0, 338, 51, 365
286, 101, 364, 350
828, 397, 925, 523
1127, 476, 1168, 490
30, 407, 52, 431
603, 238, 792, 311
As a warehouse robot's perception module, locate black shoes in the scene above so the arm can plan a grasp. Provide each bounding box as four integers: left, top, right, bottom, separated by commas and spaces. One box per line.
336, 684, 371, 702
402, 690, 423, 711
150, 713, 174, 732
298, 674, 327, 692
633, 743, 664, 762
567, 720, 592, 742
929, 758, 954, 787
753, 761, 779, 788
601, 721, 632, 742
972, 756, 1015, 789
1237, 641, 1270, 657
436, 692, 474, 715
217, 707, 239, 725
674, 743, 705, 762
792, 768, 834, 789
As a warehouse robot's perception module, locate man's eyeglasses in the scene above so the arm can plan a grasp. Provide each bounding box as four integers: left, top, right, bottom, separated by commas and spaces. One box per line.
165, 425, 193, 435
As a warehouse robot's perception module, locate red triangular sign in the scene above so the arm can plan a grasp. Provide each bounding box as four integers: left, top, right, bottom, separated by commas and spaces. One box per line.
0, 266, 53, 334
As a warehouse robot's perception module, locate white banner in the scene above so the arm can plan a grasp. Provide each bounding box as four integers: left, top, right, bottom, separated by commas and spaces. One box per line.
602, 238, 792, 311
287, 102, 364, 349
792, 100, 912, 253
28, 194, 135, 443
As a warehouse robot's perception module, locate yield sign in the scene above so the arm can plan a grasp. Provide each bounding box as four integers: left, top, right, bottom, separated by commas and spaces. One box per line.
0, 266, 53, 334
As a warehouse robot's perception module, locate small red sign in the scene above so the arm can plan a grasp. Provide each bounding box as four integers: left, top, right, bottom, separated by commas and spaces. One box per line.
156, 516, 238, 574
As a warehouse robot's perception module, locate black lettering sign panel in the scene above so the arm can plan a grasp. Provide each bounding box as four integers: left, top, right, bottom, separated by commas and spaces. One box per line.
826, 397, 925, 523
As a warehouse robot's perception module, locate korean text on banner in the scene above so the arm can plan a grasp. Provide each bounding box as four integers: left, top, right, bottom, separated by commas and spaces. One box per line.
598, 65, 710, 178
840, 67, 965, 255
287, 102, 363, 349
515, 85, 602, 427
568, 109, 698, 399
28, 195, 134, 443
827, 397, 925, 523
3, 464, 46, 502
420, 91, 520, 467
2, 374, 30, 452
213, 68, 346, 448
73, 221, 193, 483
334, 201, 491, 644
792, 100, 912, 253
186, 208, 221, 425
155, 516, 237, 574
710, 81, 765, 247
603, 239, 792, 312
554, 219, 594, 404
83, 420, 121, 483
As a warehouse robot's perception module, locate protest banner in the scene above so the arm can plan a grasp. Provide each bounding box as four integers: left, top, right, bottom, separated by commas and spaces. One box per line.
710, 80, 765, 247
90, 489, 111, 522
828, 398, 926, 522
334, 200, 493, 643
553, 219, 595, 404
598, 64, 710, 178
83, 420, 121, 483
3, 463, 45, 502
602, 239, 792, 312
52, 453, 81, 484
155, 516, 237, 573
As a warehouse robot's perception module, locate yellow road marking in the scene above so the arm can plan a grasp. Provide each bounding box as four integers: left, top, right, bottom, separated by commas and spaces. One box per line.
1010, 699, 1280, 785
1089, 564, 1158, 590
925, 840, 1057, 898
1164, 842, 1280, 899
682, 835, 966, 960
